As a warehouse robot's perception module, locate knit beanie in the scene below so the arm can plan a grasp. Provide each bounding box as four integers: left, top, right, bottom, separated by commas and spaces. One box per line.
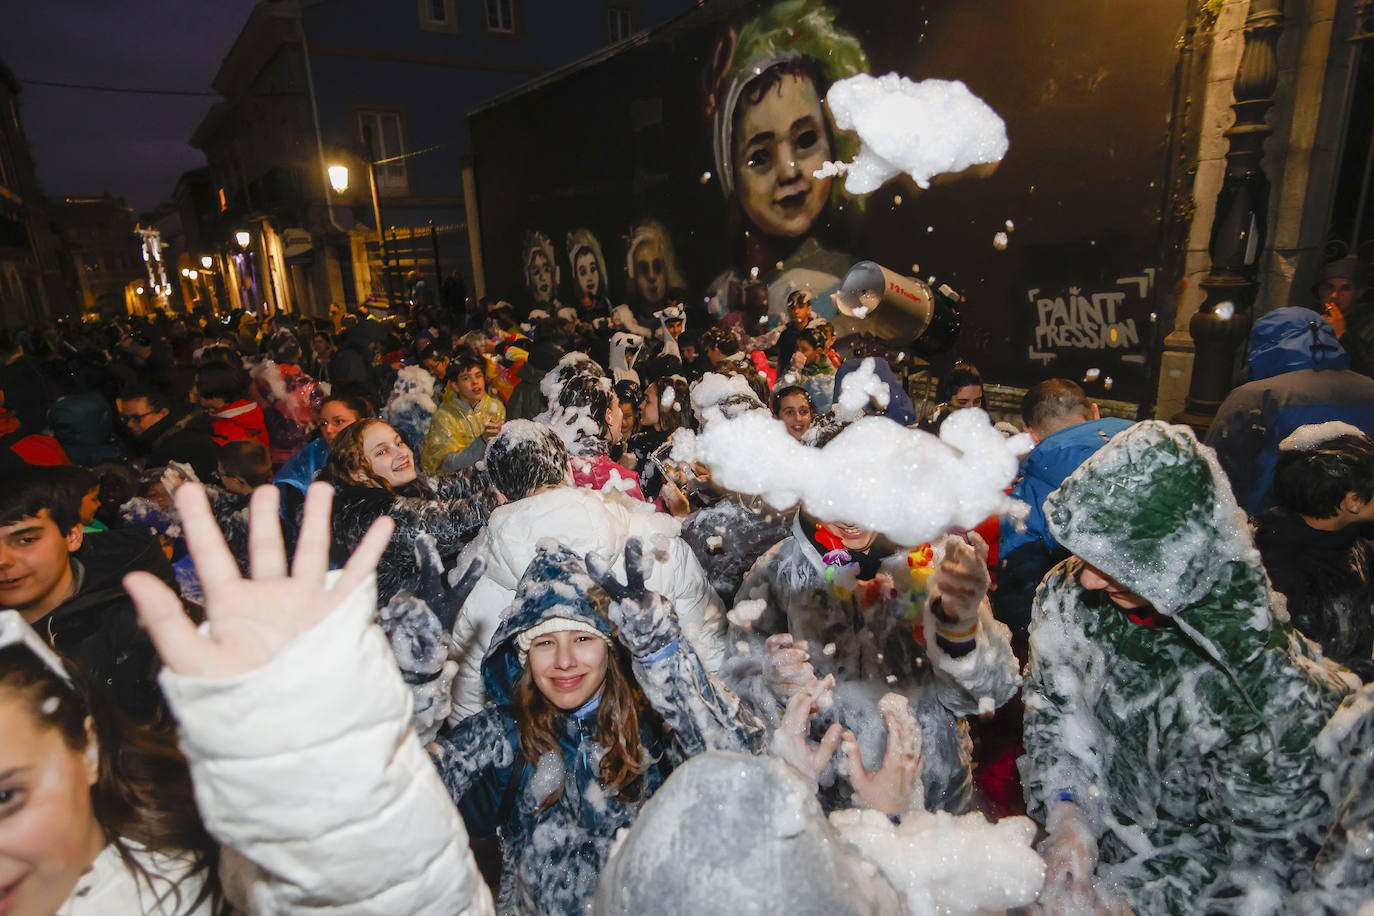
516, 616, 612, 664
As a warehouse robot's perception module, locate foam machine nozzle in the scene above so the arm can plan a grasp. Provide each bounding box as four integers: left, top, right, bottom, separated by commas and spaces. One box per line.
832, 261, 962, 357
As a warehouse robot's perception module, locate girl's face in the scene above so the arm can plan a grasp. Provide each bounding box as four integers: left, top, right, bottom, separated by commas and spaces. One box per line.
319, 401, 362, 446
0, 691, 104, 916
527, 252, 554, 304
776, 393, 812, 441
527, 630, 609, 711
358, 423, 416, 487
733, 72, 832, 239
640, 384, 661, 429
574, 251, 601, 300
795, 339, 818, 365
949, 385, 984, 411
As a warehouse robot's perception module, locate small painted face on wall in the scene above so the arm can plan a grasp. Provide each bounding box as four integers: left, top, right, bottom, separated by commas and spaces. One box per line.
528, 251, 555, 304
733, 71, 832, 239
633, 241, 667, 305
574, 250, 602, 301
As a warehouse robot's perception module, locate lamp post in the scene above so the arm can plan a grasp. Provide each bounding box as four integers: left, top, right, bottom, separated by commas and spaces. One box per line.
326, 158, 394, 307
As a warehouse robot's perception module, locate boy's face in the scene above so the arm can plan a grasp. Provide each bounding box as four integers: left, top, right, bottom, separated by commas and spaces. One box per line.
0, 510, 82, 623
1078, 562, 1151, 611
453, 366, 486, 405
733, 72, 832, 239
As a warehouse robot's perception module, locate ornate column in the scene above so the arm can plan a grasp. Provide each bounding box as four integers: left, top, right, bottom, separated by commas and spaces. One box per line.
1175, 0, 1285, 432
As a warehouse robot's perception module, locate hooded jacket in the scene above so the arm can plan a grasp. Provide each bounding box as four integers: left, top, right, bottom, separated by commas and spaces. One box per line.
1020, 421, 1374, 913
48, 390, 123, 465
432, 544, 764, 916
730, 516, 1020, 814
450, 486, 725, 720
1207, 307, 1374, 515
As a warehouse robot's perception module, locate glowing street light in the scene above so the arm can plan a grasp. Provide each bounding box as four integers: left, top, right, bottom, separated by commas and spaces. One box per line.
327, 164, 349, 194
200, 255, 213, 269
136, 286, 145, 294
180, 267, 190, 277
235, 230, 251, 248
188, 270, 198, 280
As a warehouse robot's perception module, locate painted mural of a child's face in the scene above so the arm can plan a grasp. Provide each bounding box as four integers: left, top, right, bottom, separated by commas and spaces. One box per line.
528, 251, 555, 304
574, 249, 602, 300
733, 66, 832, 240
633, 240, 668, 305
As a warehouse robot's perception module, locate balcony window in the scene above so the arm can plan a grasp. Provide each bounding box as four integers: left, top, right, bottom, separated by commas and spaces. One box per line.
607, 5, 634, 43
358, 111, 408, 193
485, 0, 515, 34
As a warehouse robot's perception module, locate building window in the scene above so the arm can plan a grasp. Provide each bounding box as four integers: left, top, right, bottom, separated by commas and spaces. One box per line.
607, 5, 634, 43
484, 0, 515, 33
357, 111, 408, 193
419, 0, 456, 32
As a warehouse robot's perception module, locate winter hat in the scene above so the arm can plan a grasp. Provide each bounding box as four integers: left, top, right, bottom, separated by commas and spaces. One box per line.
525, 339, 566, 372
516, 616, 611, 664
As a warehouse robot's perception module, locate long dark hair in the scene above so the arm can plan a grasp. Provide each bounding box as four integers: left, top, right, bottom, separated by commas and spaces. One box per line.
510, 622, 654, 808
0, 647, 224, 915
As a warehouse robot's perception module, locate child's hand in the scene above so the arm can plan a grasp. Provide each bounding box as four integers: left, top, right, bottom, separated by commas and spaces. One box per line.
586, 537, 680, 659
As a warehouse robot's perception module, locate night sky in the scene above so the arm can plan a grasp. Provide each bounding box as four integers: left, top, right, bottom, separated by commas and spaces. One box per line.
1, 0, 260, 214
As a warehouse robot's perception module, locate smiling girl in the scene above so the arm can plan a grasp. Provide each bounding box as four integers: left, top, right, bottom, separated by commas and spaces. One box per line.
432, 540, 763, 915
320, 419, 497, 604
0, 615, 223, 916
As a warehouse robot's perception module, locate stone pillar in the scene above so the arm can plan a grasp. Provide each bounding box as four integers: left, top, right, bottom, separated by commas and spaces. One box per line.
1174, 0, 1285, 432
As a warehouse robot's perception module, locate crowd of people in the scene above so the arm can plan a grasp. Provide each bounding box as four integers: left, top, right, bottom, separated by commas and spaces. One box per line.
3, 259, 1374, 915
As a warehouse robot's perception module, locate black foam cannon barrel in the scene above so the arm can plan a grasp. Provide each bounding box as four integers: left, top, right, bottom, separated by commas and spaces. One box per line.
831, 261, 962, 357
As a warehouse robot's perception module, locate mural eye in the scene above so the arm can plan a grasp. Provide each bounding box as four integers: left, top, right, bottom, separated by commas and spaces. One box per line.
746, 146, 771, 170
795, 128, 821, 152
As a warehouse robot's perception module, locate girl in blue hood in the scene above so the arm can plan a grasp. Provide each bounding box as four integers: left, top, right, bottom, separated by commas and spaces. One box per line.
432, 538, 765, 915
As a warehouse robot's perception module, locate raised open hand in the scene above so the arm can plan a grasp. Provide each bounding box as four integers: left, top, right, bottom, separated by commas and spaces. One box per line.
842, 694, 925, 816
124, 482, 393, 679
770, 674, 842, 782
586, 537, 679, 658
413, 533, 484, 632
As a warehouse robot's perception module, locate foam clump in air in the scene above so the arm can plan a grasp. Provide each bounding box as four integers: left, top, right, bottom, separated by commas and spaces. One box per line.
823, 73, 1009, 194
674, 408, 1030, 546
833, 357, 891, 421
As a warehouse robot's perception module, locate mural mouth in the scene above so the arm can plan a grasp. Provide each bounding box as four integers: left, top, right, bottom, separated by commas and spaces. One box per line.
775, 189, 811, 210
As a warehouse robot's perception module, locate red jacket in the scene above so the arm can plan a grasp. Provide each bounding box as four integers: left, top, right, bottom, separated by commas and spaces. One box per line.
0, 409, 69, 465
569, 453, 646, 502
210, 400, 270, 447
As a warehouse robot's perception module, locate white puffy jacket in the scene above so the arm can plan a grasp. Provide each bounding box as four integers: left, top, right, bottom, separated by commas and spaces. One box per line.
159, 575, 493, 916
449, 485, 725, 719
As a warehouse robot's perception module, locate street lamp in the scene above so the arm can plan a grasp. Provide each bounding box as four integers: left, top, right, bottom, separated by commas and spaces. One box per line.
200, 255, 213, 269
189, 270, 198, 280
327, 164, 349, 194
136, 286, 145, 294
235, 230, 251, 248
180, 267, 190, 277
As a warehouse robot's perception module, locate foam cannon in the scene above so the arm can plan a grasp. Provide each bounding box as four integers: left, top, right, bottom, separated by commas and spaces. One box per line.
831, 261, 962, 357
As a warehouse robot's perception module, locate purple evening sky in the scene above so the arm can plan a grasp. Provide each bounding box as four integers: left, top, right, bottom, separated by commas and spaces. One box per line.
0, 0, 261, 213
